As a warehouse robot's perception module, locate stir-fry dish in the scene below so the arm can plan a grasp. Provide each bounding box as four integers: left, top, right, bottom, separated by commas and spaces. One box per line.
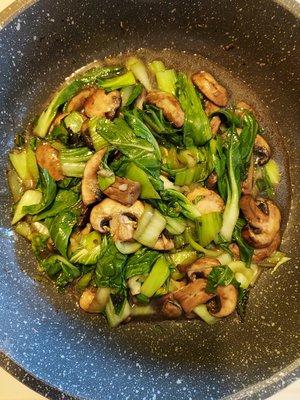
8, 56, 290, 327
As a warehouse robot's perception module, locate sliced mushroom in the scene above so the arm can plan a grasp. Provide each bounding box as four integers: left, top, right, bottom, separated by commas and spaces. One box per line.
109, 213, 139, 242
152, 234, 174, 251
206, 171, 218, 190
228, 243, 241, 260
82, 148, 107, 206
242, 155, 254, 195
240, 195, 281, 248
204, 100, 220, 116
79, 287, 110, 313
210, 115, 221, 136
52, 112, 69, 127
192, 71, 228, 107
172, 279, 214, 314
254, 134, 271, 166
187, 187, 224, 214
36, 142, 64, 181
146, 90, 185, 128
84, 89, 121, 119
186, 257, 220, 281
235, 101, 253, 118
135, 87, 147, 110
67, 87, 96, 112
252, 231, 281, 263
90, 198, 144, 241
209, 284, 238, 318
162, 299, 183, 318
103, 177, 141, 206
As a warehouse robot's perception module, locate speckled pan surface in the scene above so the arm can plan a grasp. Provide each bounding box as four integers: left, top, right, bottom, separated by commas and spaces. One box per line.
0, 0, 299, 399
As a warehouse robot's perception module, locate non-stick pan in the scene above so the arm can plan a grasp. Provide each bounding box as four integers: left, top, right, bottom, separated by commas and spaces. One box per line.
0, 1, 299, 399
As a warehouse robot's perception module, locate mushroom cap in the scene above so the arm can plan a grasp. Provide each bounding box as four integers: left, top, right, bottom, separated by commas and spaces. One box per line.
162, 299, 183, 319
192, 71, 228, 107
82, 148, 107, 206
209, 284, 238, 318
252, 231, 281, 263
173, 279, 214, 314
254, 134, 271, 166
187, 187, 224, 214
90, 198, 144, 235
146, 90, 185, 128
240, 195, 281, 248
186, 257, 220, 281
36, 142, 64, 181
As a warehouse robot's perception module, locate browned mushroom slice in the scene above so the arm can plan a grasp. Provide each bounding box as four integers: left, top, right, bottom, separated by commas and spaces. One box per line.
204, 100, 220, 115
84, 89, 121, 119
161, 298, 183, 318
82, 148, 107, 206
36, 142, 64, 181
235, 101, 253, 118
152, 234, 174, 251
186, 257, 220, 281
66, 87, 96, 112
146, 90, 185, 128
206, 171, 218, 189
192, 71, 228, 107
208, 284, 238, 318
187, 187, 224, 214
173, 279, 214, 314
254, 134, 271, 166
210, 115, 221, 136
240, 195, 281, 248
90, 198, 144, 240
252, 231, 281, 263
103, 177, 141, 206
228, 243, 241, 260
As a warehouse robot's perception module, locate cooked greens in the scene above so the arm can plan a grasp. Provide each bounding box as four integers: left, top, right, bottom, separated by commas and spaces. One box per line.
9, 55, 287, 328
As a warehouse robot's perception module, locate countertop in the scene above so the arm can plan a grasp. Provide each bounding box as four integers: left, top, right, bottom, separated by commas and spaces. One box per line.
0, 0, 299, 399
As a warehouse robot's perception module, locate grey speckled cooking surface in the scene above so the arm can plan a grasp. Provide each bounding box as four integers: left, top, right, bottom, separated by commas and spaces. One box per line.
0, 1, 299, 399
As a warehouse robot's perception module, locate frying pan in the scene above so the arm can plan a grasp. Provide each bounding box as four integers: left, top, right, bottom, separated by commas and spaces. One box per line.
0, 1, 299, 399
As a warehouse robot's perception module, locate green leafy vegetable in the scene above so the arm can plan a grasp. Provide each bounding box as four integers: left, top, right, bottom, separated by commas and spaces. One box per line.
98, 71, 136, 91
42, 254, 80, 287
218, 127, 241, 241
124, 109, 161, 160
237, 288, 249, 322
232, 219, 253, 266
34, 65, 124, 137
59, 147, 93, 177
95, 239, 127, 291
34, 189, 78, 221
159, 189, 201, 220
206, 265, 235, 293
70, 231, 102, 265
125, 248, 160, 279
23, 169, 57, 215
49, 210, 77, 257
177, 72, 212, 146
96, 118, 160, 176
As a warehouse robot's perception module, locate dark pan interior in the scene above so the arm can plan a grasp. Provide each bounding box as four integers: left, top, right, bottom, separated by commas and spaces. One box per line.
0, 1, 299, 399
